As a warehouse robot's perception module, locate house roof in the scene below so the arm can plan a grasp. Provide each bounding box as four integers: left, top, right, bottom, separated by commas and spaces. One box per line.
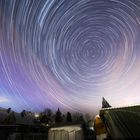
50, 122, 82, 128
100, 105, 140, 116
99, 105, 140, 139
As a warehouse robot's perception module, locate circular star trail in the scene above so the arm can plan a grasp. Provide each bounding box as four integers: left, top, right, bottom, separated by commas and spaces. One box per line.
0, 0, 140, 113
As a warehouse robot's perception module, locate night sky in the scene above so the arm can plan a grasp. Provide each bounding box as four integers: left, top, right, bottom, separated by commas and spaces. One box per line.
0, 0, 140, 114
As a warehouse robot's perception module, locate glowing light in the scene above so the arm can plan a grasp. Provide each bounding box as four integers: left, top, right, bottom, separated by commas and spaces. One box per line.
34, 113, 39, 118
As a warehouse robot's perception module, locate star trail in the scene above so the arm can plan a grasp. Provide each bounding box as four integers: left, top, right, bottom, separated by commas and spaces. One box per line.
0, 0, 140, 113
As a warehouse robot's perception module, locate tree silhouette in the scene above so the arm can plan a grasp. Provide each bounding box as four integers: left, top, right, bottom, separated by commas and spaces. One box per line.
55, 108, 62, 123
7, 108, 11, 114
79, 114, 85, 123
66, 112, 72, 122
21, 110, 26, 117
72, 112, 83, 122
44, 108, 53, 118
